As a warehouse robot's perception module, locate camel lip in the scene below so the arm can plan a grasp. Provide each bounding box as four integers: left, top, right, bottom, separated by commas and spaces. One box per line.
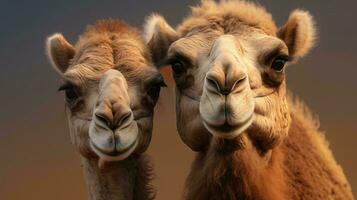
90, 139, 138, 162
205, 121, 241, 132
203, 114, 254, 139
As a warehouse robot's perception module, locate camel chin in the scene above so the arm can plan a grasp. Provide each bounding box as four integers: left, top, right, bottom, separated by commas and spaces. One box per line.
202, 114, 254, 139
90, 139, 138, 163
200, 108, 255, 139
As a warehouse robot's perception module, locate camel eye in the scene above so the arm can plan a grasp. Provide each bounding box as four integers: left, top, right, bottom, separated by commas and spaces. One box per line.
58, 84, 79, 105
170, 59, 186, 75
271, 56, 289, 72
65, 88, 78, 102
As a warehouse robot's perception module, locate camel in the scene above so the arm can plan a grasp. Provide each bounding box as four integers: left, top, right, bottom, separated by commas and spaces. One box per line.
144, 1, 355, 199
46, 19, 166, 200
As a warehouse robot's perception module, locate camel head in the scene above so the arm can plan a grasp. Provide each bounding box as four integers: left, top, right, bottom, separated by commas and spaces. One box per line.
46, 20, 165, 163
144, 1, 316, 151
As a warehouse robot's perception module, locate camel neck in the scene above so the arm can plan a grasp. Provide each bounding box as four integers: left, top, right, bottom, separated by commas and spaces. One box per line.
185, 135, 286, 200
81, 155, 154, 200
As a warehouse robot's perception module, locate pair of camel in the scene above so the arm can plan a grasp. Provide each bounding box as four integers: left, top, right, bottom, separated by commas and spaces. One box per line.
45, 1, 354, 200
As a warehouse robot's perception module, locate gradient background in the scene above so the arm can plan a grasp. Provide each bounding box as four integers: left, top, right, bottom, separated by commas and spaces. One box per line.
0, 0, 356, 199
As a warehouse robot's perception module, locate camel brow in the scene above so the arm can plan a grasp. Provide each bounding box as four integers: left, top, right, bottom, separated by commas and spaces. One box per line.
61, 68, 101, 90
261, 43, 290, 65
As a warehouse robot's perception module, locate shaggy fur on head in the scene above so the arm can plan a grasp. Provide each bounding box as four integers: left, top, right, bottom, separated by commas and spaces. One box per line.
175, 0, 317, 61
73, 19, 153, 82
47, 19, 154, 83
178, 0, 277, 36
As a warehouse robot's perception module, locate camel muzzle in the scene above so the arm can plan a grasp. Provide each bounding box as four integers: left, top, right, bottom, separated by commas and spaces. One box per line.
88, 69, 140, 161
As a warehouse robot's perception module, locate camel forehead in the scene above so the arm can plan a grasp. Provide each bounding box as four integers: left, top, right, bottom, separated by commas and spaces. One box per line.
169, 31, 285, 63
66, 20, 155, 84
210, 35, 243, 57
177, 0, 277, 37
72, 34, 150, 71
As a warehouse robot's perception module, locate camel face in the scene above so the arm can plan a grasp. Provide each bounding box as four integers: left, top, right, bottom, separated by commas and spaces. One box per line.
145, 1, 316, 151
46, 20, 165, 162
167, 27, 291, 148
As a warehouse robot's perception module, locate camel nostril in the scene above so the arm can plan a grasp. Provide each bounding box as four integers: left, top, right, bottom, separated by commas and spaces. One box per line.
95, 113, 112, 129
206, 76, 221, 92
206, 73, 247, 95
231, 76, 246, 92
117, 111, 133, 128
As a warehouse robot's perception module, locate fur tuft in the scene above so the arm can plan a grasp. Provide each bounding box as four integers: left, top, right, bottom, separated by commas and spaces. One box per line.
178, 0, 277, 36
135, 154, 156, 200
143, 14, 175, 43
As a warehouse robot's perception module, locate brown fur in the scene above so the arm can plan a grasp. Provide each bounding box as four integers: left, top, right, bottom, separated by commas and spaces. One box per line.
133, 155, 156, 200
186, 135, 286, 200
177, 0, 277, 36
70, 19, 154, 84
83, 154, 155, 200
282, 98, 353, 199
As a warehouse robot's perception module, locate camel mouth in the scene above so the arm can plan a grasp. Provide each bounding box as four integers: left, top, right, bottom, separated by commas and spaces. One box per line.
203, 114, 254, 139
89, 116, 140, 162
90, 138, 138, 162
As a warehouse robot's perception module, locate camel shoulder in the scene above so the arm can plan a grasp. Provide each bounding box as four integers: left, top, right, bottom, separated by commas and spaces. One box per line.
281, 97, 354, 199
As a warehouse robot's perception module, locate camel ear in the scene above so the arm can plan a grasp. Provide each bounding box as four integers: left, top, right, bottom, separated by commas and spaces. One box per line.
278, 10, 317, 60
46, 33, 75, 74
143, 14, 178, 67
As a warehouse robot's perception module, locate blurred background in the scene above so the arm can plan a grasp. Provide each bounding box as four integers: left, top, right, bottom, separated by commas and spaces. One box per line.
0, 0, 356, 199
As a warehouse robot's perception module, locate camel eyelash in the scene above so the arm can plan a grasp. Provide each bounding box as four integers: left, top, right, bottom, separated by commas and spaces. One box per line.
166, 57, 180, 66
57, 81, 79, 92
166, 54, 191, 67
58, 83, 72, 92
263, 46, 291, 65
275, 54, 290, 62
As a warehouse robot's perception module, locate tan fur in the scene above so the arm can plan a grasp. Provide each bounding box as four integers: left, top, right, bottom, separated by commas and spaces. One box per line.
185, 135, 287, 200
46, 19, 160, 200
144, 0, 354, 199
281, 97, 353, 199
178, 0, 277, 36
